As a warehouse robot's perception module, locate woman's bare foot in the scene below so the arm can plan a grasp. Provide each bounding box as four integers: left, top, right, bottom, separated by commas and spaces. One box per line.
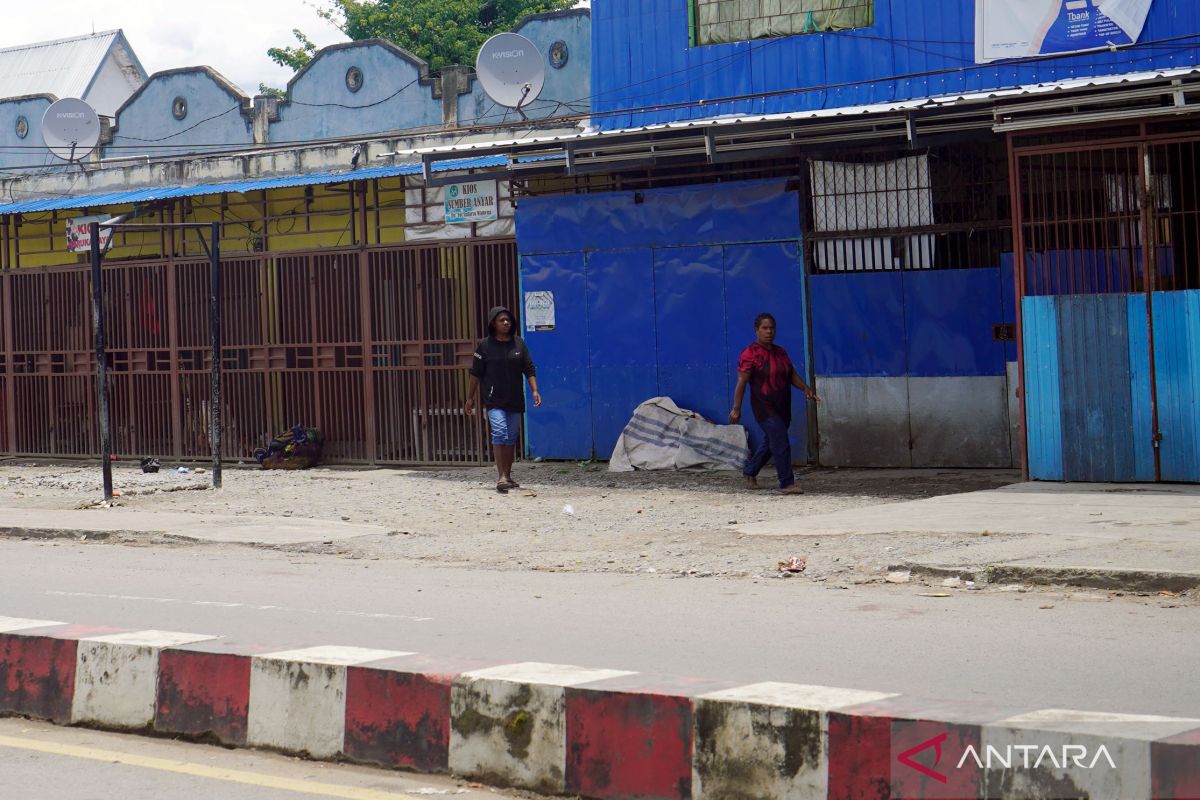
745, 476, 761, 490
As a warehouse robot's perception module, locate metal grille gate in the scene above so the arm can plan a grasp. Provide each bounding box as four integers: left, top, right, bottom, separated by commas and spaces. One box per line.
0, 239, 518, 465
1012, 127, 1200, 482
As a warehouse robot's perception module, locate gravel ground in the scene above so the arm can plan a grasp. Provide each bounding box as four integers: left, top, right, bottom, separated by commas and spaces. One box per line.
0, 459, 1023, 584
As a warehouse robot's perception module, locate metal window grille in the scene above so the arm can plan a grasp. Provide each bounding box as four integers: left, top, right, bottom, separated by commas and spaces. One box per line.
693, 0, 874, 45
805, 142, 1012, 273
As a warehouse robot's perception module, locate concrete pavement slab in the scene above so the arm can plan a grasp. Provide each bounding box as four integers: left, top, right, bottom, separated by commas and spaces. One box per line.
0, 508, 386, 545
735, 482, 1200, 539
736, 482, 1200, 591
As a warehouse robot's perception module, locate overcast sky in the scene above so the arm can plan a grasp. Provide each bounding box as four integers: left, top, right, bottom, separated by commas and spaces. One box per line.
1, 1, 350, 94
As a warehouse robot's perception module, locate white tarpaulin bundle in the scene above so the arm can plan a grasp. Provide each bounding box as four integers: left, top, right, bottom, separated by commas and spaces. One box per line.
975, 0, 1153, 63
609, 397, 749, 473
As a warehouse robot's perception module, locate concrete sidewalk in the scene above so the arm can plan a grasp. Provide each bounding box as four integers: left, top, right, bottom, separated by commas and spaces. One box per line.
1, 478, 1197, 591
0, 507, 385, 545
737, 482, 1200, 591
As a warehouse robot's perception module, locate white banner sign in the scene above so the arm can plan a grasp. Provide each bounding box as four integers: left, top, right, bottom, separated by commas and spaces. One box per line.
524, 291, 556, 331
975, 0, 1153, 63
65, 214, 114, 253
444, 179, 498, 224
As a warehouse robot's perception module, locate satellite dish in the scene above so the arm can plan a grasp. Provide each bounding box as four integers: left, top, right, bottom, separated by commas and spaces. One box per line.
42, 98, 100, 161
476, 33, 545, 109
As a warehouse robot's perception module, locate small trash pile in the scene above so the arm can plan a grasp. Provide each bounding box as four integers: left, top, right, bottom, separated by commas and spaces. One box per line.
778, 556, 807, 574
253, 424, 323, 470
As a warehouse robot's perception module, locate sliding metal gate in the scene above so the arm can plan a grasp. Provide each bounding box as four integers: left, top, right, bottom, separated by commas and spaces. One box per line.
0, 239, 518, 465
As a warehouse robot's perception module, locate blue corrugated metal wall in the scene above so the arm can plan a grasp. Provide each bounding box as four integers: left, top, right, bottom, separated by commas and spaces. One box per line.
517, 179, 809, 462
1022, 296, 1065, 480
1128, 295, 1158, 483
1152, 291, 1200, 482
592, 0, 1200, 129
1057, 295, 1139, 482
1018, 292, 1200, 482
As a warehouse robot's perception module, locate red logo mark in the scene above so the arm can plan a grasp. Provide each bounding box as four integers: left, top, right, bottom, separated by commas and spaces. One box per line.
897, 732, 949, 784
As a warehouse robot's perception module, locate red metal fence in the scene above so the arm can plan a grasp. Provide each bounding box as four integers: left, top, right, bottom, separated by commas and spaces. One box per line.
0, 239, 518, 464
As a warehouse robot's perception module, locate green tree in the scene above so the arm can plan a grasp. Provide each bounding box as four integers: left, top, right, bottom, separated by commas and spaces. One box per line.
268, 0, 577, 74
267, 28, 320, 72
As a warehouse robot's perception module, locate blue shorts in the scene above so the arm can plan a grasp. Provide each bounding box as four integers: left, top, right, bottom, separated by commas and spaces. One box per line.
486, 408, 522, 446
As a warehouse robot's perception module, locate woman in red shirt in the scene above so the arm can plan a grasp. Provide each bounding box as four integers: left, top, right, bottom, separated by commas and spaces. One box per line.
728, 313, 819, 493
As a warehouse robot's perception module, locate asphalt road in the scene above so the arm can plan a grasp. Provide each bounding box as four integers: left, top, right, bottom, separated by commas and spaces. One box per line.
0, 718, 513, 800
1, 539, 1197, 718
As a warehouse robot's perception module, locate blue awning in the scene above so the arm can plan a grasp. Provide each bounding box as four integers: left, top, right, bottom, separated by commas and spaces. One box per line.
0, 155, 508, 215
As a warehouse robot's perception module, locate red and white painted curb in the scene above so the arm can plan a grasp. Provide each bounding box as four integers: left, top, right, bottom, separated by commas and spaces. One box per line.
1, 615, 1197, 799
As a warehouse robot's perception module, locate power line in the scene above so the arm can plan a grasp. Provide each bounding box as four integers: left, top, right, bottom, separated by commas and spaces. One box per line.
0, 32, 1197, 178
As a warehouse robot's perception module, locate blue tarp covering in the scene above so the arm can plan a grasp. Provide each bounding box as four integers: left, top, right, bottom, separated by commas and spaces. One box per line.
516, 179, 803, 252
592, 0, 1200, 129
517, 179, 810, 462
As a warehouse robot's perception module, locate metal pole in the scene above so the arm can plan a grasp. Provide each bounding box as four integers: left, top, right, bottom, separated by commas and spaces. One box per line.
89, 222, 113, 501
209, 221, 222, 488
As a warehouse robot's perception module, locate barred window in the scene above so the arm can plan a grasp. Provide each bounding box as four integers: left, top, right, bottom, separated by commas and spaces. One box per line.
805, 142, 1013, 273
693, 0, 874, 46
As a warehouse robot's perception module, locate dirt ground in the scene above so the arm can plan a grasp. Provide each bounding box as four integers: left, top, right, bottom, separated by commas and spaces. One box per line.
0, 459, 1021, 585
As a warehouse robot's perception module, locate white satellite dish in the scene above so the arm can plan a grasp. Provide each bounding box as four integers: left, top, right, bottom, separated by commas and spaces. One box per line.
476, 33, 545, 109
42, 98, 100, 161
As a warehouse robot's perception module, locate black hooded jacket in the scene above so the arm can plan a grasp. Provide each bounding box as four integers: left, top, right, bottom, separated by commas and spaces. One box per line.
470, 306, 537, 412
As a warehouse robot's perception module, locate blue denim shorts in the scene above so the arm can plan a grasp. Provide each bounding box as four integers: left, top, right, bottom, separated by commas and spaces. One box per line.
486, 408, 521, 446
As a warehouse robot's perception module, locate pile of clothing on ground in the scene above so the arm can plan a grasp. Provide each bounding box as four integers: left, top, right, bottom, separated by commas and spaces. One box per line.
253, 424, 323, 469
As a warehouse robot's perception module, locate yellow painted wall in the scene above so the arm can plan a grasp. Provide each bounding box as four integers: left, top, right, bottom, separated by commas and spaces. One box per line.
3, 180, 410, 268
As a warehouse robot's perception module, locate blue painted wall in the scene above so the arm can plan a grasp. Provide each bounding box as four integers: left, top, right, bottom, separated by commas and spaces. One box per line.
517, 179, 810, 462
86, 11, 589, 163
592, 0, 1200, 129
0, 95, 56, 173
271, 41, 441, 142
109, 68, 253, 158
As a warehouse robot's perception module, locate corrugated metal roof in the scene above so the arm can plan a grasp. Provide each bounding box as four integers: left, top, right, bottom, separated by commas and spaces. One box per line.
0, 31, 120, 103
0, 155, 507, 215
419, 66, 1200, 157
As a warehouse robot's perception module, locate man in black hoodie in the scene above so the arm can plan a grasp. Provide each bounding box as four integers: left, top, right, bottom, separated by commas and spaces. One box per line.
464, 306, 541, 493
